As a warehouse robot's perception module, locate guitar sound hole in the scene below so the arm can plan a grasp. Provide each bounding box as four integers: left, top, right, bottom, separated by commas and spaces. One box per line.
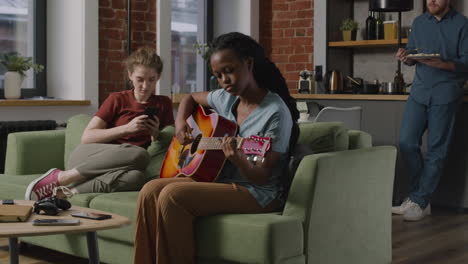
190, 134, 202, 154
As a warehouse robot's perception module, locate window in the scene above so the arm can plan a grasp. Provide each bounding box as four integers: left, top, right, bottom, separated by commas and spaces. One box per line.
0, 0, 46, 98
171, 0, 213, 94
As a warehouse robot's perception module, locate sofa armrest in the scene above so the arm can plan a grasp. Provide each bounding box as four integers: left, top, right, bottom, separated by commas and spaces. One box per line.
283, 146, 396, 264
5, 130, 65, 175
348, 129, 372, 149
195, 213, 304, 263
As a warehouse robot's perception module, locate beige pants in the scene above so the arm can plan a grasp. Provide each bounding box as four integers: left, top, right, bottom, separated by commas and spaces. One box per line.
66, 143, 149, 193
133, 177, 279, 264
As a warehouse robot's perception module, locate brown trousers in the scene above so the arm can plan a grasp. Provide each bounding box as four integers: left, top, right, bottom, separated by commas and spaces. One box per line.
133, 177, 278, 264
67, 143, 149, 193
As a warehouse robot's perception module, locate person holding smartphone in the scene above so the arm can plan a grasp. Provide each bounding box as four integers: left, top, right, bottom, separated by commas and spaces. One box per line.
25, 46, 174, 201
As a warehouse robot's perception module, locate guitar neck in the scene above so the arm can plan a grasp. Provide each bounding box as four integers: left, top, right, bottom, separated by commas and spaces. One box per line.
198, 137, 245, 150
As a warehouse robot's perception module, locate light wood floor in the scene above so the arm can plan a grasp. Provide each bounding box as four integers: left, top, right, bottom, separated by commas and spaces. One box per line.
2, 207, 468, 264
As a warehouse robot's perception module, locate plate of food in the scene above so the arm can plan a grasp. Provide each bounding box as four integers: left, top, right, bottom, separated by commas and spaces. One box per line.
406, 53, 441, 60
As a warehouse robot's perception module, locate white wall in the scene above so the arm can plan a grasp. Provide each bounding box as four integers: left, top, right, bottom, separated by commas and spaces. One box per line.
0, 0, 99, 123
314, 1, 327, 72
213, 0, 259, 40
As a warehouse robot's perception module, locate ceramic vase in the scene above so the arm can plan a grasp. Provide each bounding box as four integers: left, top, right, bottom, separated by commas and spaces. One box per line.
4, 71, 23, 99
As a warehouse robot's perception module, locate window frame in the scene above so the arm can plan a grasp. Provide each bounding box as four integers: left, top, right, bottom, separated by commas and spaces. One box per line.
0, 0, 46, 98
157, 0, 213, 96
196, 0, 214, 92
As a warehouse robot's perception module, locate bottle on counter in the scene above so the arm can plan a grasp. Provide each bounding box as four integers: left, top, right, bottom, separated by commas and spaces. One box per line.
366, 11, 377, 40
375, 12, 384, 40
394, 71, 405, 94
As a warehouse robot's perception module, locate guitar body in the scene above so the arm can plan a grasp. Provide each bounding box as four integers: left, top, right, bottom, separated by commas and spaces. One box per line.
160, 106, 238, 182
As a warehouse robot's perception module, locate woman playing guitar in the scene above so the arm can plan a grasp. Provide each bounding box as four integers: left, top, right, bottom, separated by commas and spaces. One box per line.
133, 32, 300, 264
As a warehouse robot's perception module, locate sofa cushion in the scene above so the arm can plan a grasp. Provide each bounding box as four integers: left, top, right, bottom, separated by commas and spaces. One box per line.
195, 213, 304, 263
0, 174, 41, 200
298, 121, 348, 153
88, 192, 139, 244
68, 193, 104, 208
64, 114, 92, 165
144, 125, 175, 180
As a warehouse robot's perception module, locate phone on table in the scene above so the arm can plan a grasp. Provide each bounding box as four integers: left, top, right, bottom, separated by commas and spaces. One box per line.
71, 212, 112, 220
2, 199, 14, 205
144, 107, 159, 121
33, 218, 80, 226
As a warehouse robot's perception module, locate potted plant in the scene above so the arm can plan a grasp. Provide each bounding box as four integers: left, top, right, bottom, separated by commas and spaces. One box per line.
340, 19, 359, 41
0, 52, 44, 99
193, 42, 219, 91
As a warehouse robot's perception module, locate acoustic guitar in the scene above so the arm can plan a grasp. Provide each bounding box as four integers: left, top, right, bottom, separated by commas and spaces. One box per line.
160, 105, 271, 182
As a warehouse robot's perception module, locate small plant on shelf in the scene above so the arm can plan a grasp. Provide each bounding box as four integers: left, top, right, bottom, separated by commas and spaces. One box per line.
340, 19, 359, 41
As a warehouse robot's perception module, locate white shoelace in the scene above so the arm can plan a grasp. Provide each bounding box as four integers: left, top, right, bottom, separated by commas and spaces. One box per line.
53, 186, 74, 198
35, 182, 58, 200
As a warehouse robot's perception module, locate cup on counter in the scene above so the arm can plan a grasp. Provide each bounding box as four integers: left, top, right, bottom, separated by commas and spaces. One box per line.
384, 21, 397, 40
299, 112, 311, 122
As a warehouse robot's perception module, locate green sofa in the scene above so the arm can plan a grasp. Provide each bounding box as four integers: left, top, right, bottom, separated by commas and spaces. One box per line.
0, 114, 396, 264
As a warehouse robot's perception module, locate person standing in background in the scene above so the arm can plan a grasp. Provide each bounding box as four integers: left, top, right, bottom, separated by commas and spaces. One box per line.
393, 0, 468, 221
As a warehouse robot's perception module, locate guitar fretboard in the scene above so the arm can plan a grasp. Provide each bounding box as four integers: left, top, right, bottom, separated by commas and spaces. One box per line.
197, 137, 244, 150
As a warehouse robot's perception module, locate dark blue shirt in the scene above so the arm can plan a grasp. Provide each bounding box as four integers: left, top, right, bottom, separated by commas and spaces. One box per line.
407, 9, 468, 105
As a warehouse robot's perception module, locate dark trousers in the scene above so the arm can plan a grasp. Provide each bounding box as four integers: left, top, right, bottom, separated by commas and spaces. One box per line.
399, 96, 462, 208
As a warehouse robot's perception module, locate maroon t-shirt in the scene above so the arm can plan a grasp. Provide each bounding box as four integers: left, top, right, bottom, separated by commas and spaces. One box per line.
95, 89, 174, 148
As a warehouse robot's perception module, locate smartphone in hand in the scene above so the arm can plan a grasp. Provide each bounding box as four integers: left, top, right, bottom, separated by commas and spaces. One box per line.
33, 218, 80, 226
71, 212, 112, 220
144, 107, 159, 121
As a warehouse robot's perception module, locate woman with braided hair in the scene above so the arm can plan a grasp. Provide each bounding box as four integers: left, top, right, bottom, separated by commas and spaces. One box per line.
133, 32, 299, 264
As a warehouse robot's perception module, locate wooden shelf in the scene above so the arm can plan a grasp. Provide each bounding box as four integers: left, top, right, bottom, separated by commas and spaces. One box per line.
292, 93, 409, 101
328, 38, 408, 48
293, 93, 468, 102
0, 99, 91, 107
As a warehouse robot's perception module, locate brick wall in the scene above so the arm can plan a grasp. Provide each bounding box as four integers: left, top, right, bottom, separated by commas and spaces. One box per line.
259, 0, 314, 93
98, 0, 156, 105
98, 0, 314, 101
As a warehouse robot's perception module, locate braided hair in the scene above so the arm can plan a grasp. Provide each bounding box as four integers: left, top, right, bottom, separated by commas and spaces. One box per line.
209, 32, 300, 152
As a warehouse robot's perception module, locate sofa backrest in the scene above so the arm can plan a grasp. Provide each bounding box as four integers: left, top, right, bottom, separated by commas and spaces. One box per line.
64, 114, 92, 165
297, 121, 349, 153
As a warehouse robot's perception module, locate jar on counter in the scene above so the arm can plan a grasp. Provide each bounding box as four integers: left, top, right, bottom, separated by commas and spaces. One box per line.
384, 21, 397, 40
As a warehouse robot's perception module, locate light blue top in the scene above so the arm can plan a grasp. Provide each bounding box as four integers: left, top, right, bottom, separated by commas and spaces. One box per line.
207, 89, 292, 207
406, 9, 468, 105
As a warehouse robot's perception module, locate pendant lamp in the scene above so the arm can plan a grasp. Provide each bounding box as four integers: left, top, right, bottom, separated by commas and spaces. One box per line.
369, 0, 413, 12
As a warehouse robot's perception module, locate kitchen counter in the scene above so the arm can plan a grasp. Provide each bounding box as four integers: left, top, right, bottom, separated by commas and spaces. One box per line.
292, 93, 468, 101
292, 93, 408, 101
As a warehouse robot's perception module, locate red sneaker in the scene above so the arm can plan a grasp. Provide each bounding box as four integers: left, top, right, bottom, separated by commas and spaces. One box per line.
25, 168, 61, 201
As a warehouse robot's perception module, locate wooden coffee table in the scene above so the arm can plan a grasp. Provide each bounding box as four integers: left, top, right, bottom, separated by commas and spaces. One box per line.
0, 200, 131, 264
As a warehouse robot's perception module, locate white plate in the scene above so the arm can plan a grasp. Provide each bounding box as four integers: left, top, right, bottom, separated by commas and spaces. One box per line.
406, 54, 440, 60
